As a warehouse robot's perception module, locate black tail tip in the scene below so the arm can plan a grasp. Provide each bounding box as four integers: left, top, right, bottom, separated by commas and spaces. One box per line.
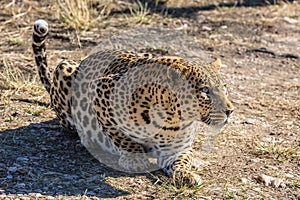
34, 19, 49, 35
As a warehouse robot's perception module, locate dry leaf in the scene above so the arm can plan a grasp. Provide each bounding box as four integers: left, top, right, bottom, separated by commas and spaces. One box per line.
257, 174, 286, 188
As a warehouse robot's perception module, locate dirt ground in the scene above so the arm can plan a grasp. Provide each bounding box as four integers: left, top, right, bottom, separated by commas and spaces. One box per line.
0, 0, 299, 199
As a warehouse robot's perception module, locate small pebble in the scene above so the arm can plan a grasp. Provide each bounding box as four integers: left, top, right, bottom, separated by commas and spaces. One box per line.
41, 147, 47, 151
6, 175, 13, 179
86, 191, 96, 196
241, 178, 248, 184
17, 157, 29, 162
8, 167, 17, 173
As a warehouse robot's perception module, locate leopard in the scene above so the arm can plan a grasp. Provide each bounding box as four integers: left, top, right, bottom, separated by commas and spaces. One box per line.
32, 19, 234, 188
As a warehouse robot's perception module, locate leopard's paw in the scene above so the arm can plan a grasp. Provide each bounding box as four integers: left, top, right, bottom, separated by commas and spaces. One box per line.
172, 169, 202, 188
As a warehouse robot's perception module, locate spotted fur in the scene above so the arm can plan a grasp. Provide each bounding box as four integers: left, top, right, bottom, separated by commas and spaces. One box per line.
32, 19, 234, 187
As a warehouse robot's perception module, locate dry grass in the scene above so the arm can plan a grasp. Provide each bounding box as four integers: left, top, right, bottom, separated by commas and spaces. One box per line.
128, 0, 152, 24
0, 58, 45, 99
253, 135, 299, 161
55, 0, 113, 31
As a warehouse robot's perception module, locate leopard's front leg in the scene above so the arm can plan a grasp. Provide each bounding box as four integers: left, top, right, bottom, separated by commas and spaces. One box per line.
159, 148, 202, 188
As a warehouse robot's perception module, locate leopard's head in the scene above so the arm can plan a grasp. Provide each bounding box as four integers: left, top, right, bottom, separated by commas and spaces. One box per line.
168, 58, 234, 129
193, 59, 234, 129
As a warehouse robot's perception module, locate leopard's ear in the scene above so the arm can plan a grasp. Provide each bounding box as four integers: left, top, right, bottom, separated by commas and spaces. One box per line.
212, 58, 222, 71
177, 65, 190, 77
167, 65, 189, 81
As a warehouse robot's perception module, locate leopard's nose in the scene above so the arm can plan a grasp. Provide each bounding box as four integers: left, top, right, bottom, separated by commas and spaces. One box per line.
225, 100, 234, 117
226, 107, 234, 117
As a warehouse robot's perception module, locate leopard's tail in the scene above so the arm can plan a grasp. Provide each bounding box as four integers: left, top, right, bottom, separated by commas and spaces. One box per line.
32, 19, 52, 94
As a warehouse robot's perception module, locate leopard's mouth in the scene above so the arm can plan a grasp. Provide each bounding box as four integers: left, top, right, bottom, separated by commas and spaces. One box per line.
201, 112, 229, 127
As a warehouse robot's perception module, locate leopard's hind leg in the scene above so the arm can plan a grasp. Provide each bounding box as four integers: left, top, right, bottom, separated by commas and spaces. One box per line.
51, 60, 79, 131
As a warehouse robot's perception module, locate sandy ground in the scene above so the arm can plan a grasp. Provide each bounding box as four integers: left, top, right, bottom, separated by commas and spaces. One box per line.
0, 1, 299, 199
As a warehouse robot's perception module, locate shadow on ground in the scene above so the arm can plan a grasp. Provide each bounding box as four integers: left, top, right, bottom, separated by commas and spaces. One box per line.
0, 119, 132, 198
111, 0, 296, 19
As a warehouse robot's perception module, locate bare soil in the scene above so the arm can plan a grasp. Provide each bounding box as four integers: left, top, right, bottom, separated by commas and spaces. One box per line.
0, 1, 299, 199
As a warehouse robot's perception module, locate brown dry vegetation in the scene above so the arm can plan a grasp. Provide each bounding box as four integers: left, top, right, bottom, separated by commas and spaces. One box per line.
0, 0, 299, 199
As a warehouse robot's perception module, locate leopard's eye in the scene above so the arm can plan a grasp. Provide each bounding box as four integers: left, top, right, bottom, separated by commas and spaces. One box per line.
200, 87, 209, 94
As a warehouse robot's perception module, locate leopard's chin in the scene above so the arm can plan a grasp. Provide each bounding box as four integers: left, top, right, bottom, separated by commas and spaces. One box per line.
203, 124, 224, 137
202, 116, 228, 134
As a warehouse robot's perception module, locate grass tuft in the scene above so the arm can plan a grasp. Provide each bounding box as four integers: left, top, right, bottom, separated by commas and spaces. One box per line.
0, 58, 45, 98
56, 0, 113, 31
253, 136, 299, 161
129, 0, 151, 24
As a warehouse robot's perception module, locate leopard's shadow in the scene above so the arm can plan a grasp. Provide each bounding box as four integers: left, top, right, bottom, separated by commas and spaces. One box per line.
0, 119, 156, 198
